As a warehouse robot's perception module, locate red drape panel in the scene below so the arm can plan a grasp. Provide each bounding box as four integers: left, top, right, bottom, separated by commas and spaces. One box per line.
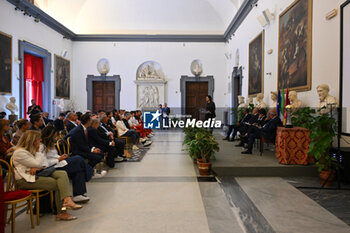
24, 53, 44, 116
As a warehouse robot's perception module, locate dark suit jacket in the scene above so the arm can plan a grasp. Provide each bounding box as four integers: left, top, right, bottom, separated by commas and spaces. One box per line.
248, 114, 259, 125
43, 117, 53, 125
66, 121, 77, 132
261, 117, 282, 141
256, 116, 267, 127
67, 125, 92, 156
87, 127, 109, 150
53, 119, 65, 132
239, 114, 251, 125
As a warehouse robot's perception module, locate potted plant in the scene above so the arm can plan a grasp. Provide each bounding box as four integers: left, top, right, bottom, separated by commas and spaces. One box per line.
308, 113, 337, 186
192, 129, 219, 175
292, 107, 337, 186
183, 127, 200, 163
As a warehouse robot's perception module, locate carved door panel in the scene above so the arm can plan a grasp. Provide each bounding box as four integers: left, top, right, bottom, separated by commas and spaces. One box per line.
185, 82, 208, 120
93, 81, 115, 112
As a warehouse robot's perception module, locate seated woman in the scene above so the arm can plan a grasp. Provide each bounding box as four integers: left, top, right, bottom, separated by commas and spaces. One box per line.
12, 119, 31, 145
40, 125, 93, 203
13, 130, 82, 221
0, 119, 14, 161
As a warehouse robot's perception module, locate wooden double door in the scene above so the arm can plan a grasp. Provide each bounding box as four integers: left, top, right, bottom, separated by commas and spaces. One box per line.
93, 81, 115, 112
185, 82, 208, 120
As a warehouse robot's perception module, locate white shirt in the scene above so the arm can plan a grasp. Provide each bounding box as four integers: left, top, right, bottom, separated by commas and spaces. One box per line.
116, 120, 128, 136
70, 120, 78, 127
128, 117, 138, 127
13, 148, 45, 182
39, 144, 68, 168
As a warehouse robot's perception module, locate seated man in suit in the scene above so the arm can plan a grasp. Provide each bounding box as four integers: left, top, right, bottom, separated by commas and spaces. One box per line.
54, 113, 66, 132
241, 109, 282, 154
43, 112, 53, 125
88, 118, 121, 168
67, 114, 107, 177
66, 112, 78, 132
223, 108, 251, 141
98, 113, 129, 159
236, 108, 267, 147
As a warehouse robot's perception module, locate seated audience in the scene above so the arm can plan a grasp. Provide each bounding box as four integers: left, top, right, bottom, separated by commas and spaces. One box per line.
67, 114, 106, 178
13, 130, 81, 221
12, 119, 31, 145
0, 119, 14, 160
223, 108, 251, 141
54, 113, 66, 132
29, 113, 44, 131
40, 126, 93, 203
43, 112, 53, 125
241, 109, 282, 154
66, 112, 78, 132
88, 118, 120, 168
98, 113, 127, 157
117, 112, 150, 151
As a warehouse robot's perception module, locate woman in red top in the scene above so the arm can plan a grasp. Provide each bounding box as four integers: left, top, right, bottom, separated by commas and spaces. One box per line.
0, 119, 14, 160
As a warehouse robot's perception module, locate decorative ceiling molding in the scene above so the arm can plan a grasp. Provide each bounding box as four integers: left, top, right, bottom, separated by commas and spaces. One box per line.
72, 34, 226, 43
7, 0, 257, 42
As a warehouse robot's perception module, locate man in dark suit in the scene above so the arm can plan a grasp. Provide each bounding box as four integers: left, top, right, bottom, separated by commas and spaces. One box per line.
67, 114, 106, 177
98, 113, 126, 158
88, 118, 119, 168
54, 113, 65, 132
43, 112, 53, 125
27, 99, 43, 116
162, 103, 170, 128
66, 112, 78, 132
241, 109, 282, 154
224, 108, 251, 141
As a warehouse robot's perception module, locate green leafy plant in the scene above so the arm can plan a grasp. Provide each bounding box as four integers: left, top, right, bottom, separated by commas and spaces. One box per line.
292, 107, 337, 172
183, 127, 219, 163
308, 113, 337, 172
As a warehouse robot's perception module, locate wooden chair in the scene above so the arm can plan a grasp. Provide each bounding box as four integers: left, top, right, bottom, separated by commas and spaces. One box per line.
115, 126, 133, 149
10, 158, 54, 225
56, 139, 67, 156
259, 136, 275, 156
0, 159, 34, 233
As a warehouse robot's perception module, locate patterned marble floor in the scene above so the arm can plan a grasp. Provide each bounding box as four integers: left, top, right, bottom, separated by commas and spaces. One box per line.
7, 131, 350, 233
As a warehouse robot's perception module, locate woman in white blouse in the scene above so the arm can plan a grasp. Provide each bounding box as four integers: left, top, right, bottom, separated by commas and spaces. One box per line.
40, 125, 93, 203
13, 130, 81, 221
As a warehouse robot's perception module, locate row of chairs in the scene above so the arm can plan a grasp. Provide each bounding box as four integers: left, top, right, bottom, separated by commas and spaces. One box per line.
1, 159, 54, 233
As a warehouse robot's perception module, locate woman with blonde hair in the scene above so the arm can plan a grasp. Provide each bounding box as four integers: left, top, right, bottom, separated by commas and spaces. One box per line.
13, 130, 82, 221
0, 119, 14, 160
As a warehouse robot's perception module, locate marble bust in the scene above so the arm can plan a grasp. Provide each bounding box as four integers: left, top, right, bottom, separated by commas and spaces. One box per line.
256, 93, 267, 109
238, 96, 247, 108
247, 97, 254, 106
270, 91, 277, 109
5, 97, 18, 115
190, 59, 203, 76
289, 91, 302, 111
317, 84, 338, 113
97, 58, 110, 75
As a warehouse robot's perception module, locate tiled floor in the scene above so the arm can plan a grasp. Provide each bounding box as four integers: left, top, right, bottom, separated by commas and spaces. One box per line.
7, 131, 350, 233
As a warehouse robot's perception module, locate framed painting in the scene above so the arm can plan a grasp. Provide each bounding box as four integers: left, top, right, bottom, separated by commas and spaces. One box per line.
278, 0, 312, 91
248, 30, 264, 97
0, 31, 12, 94
55, 55, 70, 99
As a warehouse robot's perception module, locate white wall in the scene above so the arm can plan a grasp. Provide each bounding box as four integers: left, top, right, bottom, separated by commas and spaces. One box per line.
72, 42, 228, 111
0, 0, 73, 118
226, 0, 343, 108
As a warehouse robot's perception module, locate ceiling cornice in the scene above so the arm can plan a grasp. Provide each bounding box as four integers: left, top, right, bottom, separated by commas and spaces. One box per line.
7, 0, 257, 42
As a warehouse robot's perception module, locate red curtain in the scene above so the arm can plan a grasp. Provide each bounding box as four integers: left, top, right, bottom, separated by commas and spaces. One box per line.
24, 53, 44, 117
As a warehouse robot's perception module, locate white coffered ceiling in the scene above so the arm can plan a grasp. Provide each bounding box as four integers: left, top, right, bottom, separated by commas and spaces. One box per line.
34, 0, 242, 34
